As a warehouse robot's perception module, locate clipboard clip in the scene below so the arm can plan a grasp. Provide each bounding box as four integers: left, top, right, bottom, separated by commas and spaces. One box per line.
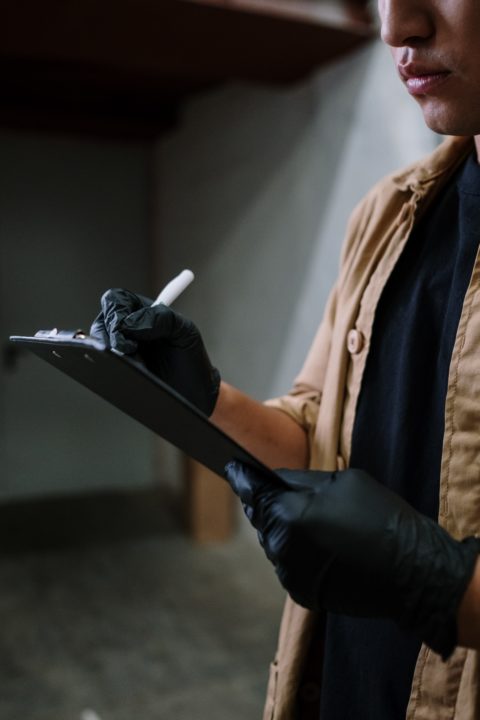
34, 328, 88, 340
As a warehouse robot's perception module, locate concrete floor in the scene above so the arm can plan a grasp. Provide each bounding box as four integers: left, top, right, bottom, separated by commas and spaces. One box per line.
0, 489, 285, 720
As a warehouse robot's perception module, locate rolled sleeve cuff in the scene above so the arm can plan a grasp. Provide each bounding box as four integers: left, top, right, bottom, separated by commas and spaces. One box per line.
264, 387, 321, 457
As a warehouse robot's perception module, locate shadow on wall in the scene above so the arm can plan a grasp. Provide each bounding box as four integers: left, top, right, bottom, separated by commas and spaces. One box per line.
0, 132, 154, 499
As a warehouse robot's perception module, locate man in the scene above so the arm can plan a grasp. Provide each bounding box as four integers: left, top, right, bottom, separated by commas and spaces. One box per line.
92, 1, 480, 717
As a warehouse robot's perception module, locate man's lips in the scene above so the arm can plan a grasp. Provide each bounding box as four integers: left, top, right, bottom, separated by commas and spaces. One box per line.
398, 64, 452, 96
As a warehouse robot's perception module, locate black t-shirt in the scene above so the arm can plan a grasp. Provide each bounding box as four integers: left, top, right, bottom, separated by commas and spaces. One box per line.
318, 152, 480, 720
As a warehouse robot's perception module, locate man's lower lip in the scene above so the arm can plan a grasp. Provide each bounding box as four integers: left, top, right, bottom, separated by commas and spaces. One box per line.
406, 73, 451, 95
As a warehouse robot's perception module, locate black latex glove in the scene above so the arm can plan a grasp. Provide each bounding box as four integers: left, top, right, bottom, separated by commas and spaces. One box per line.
225, 462, 480, 659
90, 288, 220, 416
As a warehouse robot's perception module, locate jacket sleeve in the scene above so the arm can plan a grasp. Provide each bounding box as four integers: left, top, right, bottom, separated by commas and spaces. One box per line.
263, 191, 376, 459
264, 283, 338, 454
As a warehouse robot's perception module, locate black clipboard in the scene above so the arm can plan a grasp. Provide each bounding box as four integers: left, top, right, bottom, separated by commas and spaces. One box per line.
10, 330, 279, 483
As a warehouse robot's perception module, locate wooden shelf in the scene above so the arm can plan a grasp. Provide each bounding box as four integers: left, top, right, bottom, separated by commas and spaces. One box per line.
0, 0, 374, 137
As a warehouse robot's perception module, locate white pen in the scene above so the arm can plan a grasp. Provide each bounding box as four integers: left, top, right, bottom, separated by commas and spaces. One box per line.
151, 269, 195, 307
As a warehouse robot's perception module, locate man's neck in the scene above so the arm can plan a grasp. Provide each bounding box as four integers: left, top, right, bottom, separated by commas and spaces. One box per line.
475, 135, 480, 163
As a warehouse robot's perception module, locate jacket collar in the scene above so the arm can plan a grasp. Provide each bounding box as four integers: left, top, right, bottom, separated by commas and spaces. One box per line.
392, 136, 474, 194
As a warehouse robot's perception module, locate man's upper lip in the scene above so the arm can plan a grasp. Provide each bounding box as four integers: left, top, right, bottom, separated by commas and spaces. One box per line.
398, 63, 450, 81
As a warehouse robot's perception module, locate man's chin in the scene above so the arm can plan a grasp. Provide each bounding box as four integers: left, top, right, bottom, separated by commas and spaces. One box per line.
420, 101, 479, 138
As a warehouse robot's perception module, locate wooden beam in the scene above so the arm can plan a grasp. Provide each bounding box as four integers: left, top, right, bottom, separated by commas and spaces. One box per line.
185, 458, 236, 543
0, 0, 374, 135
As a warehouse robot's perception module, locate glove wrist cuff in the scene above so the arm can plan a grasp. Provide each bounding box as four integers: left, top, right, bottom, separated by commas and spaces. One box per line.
414, 536, 480, 660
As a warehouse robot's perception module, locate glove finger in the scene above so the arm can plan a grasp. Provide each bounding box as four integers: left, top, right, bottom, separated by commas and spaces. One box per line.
101, 287, 146, 317
90, 308, 133, 353
259, 529, 283, 565
241, 502, 279, 567
241, 504, 271, 557
225, 460, 280, 505
121, 305, 174, 339
225, 460, 284, 532
100, 289, 143, 353
241, 507, 277, 566
242, 502, 255, 524
275, 468, 334, 493
89, 312, 109, 346
257, 529, 265, 549
122, 305, 197, 349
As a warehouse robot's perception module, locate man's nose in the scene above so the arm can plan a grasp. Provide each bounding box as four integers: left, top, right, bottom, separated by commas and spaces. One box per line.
379, 0, 434, 48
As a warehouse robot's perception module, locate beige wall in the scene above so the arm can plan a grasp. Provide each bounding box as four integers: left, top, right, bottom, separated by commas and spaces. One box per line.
0, 131, 153, 498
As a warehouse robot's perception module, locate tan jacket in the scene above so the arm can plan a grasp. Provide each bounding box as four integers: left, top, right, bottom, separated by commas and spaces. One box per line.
266, 136, 480, 720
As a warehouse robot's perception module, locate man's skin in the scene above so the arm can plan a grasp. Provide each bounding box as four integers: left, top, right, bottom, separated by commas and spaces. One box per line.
212, 0, 480, 653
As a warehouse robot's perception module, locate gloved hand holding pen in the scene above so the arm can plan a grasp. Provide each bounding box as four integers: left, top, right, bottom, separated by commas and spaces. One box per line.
90, 271, 221, 417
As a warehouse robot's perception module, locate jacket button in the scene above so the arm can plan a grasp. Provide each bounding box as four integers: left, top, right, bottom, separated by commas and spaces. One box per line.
347, 329, 364, 354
